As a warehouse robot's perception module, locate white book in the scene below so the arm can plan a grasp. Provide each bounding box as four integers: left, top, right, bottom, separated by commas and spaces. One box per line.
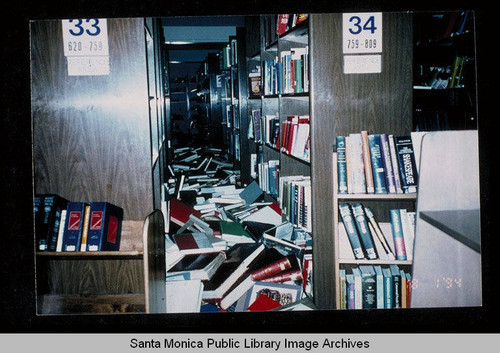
349, 133, 366, 194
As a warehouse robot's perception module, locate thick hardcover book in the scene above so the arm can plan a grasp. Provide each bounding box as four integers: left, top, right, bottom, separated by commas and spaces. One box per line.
388, 135, 404, 193
351, 204, 378, 259
361, 131, 374, 193
62, 201, 88, 252
202, 243, 265, 300
246, 293, 282, 311
394, 136, 418, 194
389, 265, 402, 308
167, 251, 226, 281
339, 204, 365, 260
373, 265, 384, 309
349, 133, 367, 194
389, 209, 407, 261
399, 209, 415, 261
261, 269, 303, 283
379, 134, 396, 193
36, 194, 69, 251
382, 267, 393, 308
239, 180, 264, 205
219, 220, 256, 245
174, 232, 226, 255
351, 267, 363, 309
367, 134, 387, 194
336, 136, 348, 194
251, 254, 298, 281
170, 198, 203, 226
86, 202, 123, 251
79, 205, 91, 251
359, 265, 377, 309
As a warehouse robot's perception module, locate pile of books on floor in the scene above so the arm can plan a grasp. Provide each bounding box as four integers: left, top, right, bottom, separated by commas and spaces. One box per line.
163, 147, 314, 312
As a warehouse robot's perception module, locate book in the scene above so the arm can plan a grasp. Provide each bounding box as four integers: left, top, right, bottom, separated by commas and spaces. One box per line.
373, 265, 384, 309
79, 205, 91, 251
360, 131, 374, 193
166, 251, 226, 281
382, 267, 393, 309
399, 209, 415, 261
367, 134, 388, 194
261, 222, 304, 258
55, 210, 67, 252
36, 194, 69, 251
241, 280, 302, 310
61, 201, 88, 252
389, 209, 407, 261
170, 198, 203, 226
336, 136, 348, 194
379, 134, 396, 193
202, 243, 265, 300
219, 220, 256, 245
338, 203, 364, 260
260, 269, 303, 283
359, 265, 377, 309
351, 203, 378, 259
173, 231, 226, 255
388, 135, 404, 193
165, 279, 203, 313
346, 274, 356, 309
348, 133, 367, 193
389, 264, 402, 308
351, 267, 363, 309
393, 136, 418, 194
364, 207, 395, 260
86, 202, 123, 251
246, 293, 282, 311
251, 254, 298, 281
238, 180, 263, 205
339, 268, 347, 309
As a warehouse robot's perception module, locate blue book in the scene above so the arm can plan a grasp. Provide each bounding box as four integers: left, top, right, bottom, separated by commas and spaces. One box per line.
373, 265, 385, 309
339, 204, 364, 260
394, 136, 418, 194
390, 265, 402, 308
352, 267, 362, 309
382, 267, 393, 308
62, 201, 88, 252
368, 134, 388, 193
86, 202, 124, 251
352, 203, 378, 259
336, 136, 348, 194
390, 209, 407, 260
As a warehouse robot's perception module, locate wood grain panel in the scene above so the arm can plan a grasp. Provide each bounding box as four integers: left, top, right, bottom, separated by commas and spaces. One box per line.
309, 13, 413, 309
31, 18, 153, 221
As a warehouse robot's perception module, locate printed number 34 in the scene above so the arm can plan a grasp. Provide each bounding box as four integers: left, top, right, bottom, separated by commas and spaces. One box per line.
68, 19, 101, 36
348, 15, 377, 35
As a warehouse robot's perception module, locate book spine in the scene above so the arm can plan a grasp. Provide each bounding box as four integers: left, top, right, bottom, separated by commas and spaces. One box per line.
349, 133, 367, 194
382, 268, 393, 309
394, 136, 418, 194
373, 265, 384, 309
364, 207, 395, 260
62, 202, 87, 251
336, 136, 348, 194
339, 204, 365, 260
351, 204, 378, 259
360, 267, 377, 309
55, 210, 67, 252
352, 267, 362, 309
251, 256, 292, 281
389, 209, 407, 261
361, 131, 374, 193
390, 265, 402, 308
399, 209, 414, 261
79, 205, 91, 251
346, 274, 355, 309
339, 269, 347, 310
388, 135, 404, 193
379, 134, 396, 193
367, 134, 387, 194
261, 269, 303, 283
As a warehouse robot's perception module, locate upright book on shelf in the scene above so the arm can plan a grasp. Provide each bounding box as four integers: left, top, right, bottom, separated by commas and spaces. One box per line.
35, 194, 69, 251
61, 201, 88, 252
338, 203, 364, 260
393, 136, 418, 194
86, 202, 123, 251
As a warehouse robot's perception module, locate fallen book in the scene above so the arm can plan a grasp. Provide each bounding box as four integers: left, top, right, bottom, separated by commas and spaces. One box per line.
166, 251, 226, 281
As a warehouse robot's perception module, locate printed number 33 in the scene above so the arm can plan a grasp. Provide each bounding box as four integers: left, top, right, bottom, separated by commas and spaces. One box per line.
68, 19, 101, 36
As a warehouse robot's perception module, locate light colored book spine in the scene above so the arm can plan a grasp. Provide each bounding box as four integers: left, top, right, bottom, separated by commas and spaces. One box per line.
55, 210, 67, 252
361, 131, 374, 193
349, 133, 367, 194
399, 209, 415, 261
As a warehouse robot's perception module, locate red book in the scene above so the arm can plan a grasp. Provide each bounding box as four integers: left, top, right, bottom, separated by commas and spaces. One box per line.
247, 294, 282, 311
170, 198, 202, 226
251, 255, 293, 281
261, 269, 303, 283
276, 14, 290, 35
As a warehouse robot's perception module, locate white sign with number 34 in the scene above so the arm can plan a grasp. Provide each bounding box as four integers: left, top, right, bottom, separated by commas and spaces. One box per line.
343, 13, 382, 54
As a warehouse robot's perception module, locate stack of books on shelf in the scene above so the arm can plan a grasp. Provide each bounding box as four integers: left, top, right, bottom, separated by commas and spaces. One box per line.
34, 194, 124, 252
163, 147, 313, 312
263, 14, 308, 47
336, 131, 420, 195
261, 50, 309, 96
339, 264, 412, 309
256, 159, 279, 199
279, 175, 312, 233
338, 203, 415, 262
280, 115, 310, 161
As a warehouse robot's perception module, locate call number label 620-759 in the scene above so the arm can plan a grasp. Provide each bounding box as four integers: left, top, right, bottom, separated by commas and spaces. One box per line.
62, 19, 109, 57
